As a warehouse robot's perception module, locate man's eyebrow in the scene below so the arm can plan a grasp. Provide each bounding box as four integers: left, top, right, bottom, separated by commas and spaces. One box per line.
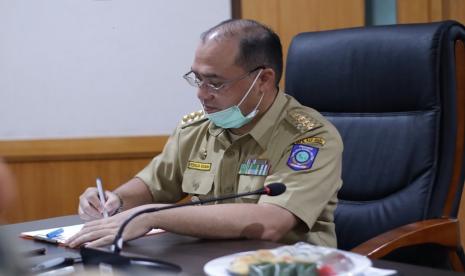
191, 69, 223, 79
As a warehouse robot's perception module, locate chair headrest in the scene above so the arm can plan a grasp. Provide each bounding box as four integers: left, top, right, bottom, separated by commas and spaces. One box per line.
285, 21, 463, 113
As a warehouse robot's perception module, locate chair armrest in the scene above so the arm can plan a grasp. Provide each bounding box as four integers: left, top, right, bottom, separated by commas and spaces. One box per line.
350, 218, 459, 258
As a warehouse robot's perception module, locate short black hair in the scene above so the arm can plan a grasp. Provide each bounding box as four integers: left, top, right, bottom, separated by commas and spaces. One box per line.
200, 19, 283, 87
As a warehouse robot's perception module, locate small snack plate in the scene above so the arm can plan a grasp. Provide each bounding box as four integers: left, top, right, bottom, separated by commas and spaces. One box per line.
204, 242, 372, 276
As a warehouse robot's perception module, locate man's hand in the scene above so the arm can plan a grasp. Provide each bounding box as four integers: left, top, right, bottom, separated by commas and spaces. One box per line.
68, 202, 297, 248
78, 187, 121, 220
68, 205, 160, 248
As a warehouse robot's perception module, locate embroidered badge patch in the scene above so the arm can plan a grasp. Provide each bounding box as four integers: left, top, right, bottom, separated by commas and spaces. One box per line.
187, 161, 211, 171
287, 144, 319, 171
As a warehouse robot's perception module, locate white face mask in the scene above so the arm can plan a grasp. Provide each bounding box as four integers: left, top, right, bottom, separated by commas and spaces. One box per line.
204, 69, 264, 129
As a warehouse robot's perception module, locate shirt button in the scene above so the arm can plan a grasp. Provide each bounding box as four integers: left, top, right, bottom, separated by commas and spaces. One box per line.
225, 187, 233, 193
200, 148, 207, 160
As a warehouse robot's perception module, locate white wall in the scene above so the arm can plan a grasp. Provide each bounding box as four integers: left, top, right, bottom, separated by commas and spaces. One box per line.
0, 0, 231, 140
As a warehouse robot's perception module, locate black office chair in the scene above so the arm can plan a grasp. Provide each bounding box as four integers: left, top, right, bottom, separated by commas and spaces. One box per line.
286, 21, 465, 271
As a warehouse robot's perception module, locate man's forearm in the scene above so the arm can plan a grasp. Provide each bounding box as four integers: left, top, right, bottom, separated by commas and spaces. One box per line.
113, 178, 153, 210
142, 203, 297, 241
68, 201, 298, 248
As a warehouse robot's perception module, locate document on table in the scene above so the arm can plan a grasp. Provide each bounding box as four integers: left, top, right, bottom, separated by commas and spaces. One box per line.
20, 224, 164, 245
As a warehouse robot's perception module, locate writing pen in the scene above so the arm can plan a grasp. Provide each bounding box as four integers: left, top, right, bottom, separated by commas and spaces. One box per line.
30, 257, 81, 273
96, 177, 109, 218
46, 228, 64, 239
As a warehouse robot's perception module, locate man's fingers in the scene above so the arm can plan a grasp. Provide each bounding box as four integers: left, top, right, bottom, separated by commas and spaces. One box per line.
79, 195, 102, 220
69, 207, 142, 249
87, 193, 104, 213
85, 235, 115, 248
78, 187, 110, 220
78, 187, 122, 220
103, 191, 120, 215
68, 226, 116, 248
78, 205, 95, 221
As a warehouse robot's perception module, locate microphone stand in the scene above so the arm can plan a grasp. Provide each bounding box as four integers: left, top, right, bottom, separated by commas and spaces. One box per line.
80, 183, 284, 272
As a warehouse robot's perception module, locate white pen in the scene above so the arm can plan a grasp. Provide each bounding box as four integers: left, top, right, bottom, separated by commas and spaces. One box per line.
96, 177, 108, 218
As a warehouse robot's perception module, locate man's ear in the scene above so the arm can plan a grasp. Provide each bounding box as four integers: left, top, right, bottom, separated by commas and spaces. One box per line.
258, 68, 276, 90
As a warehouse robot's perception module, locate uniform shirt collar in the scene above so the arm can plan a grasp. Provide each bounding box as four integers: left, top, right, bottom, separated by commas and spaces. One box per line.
207, 91, 287, 149
248, 91, 287, 149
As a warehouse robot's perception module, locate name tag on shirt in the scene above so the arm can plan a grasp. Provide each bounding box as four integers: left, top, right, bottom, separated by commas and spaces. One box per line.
187, 161, 212, 171
238, 159, 270, 176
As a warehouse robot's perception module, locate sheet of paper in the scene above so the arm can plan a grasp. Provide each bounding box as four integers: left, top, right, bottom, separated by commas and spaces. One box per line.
20, 224, 164, 245
21, 224, 84, 244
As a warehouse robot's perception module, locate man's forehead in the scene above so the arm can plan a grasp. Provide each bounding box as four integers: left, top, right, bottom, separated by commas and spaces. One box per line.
192, 37, 240, 75
197, 35, 239, 54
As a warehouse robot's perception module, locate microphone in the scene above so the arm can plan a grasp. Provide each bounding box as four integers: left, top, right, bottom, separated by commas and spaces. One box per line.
80, 183, 286, 272
262, 182, 286, 196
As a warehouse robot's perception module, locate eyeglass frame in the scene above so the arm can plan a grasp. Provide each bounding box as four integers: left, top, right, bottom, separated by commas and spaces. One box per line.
183, 66, 265, 93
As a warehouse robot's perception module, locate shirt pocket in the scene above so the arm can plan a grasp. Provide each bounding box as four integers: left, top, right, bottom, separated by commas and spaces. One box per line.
182, 170, 215, 198
237, 175, 267, 203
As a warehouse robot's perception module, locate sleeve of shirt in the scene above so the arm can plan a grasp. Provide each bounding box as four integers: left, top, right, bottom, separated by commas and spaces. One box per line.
258, 126, 343, 233
135, 125, 185, 203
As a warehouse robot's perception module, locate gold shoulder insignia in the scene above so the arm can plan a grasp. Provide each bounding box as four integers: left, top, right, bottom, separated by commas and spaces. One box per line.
181, 110, 207, 128
288, 110, 323, 133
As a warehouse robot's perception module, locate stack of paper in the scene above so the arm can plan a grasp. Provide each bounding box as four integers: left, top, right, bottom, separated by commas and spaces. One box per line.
20, 224, 164, 245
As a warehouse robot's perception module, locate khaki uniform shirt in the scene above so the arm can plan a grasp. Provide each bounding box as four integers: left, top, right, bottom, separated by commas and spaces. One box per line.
136, 92, 343, 247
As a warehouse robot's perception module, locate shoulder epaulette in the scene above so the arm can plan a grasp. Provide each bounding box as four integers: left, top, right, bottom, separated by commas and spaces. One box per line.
287, 110, 323, 133
180, 110, 207, 128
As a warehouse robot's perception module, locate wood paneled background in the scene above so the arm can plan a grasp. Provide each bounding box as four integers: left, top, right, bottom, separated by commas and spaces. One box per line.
397, 0, 465, 24
237, 0, 465, 89
1, 137, 167, 223
237, 0, 365, 88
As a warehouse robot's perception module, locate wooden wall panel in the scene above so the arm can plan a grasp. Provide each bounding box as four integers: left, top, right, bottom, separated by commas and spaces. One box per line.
239, 0, 365, 88
398, 0, 465, 25
0, 136, 168, 162
0, 136, 168, 223
4, 158, 151, 223
443, 0, 465, 24
397, 0, 436, 23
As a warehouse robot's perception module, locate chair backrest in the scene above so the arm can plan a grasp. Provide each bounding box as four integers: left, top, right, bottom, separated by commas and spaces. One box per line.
285, 21, 465, 250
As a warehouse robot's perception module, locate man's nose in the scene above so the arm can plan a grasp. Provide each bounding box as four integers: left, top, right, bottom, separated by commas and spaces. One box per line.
196, 85, 214, 101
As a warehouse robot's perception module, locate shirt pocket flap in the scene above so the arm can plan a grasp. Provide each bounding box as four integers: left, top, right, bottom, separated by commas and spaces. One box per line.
182, 170, 214, 195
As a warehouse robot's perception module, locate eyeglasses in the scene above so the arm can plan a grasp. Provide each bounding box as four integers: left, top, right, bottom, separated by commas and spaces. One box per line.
183, 66, 264, 93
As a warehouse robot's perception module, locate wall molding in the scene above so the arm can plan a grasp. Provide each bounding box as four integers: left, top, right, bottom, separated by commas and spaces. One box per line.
0, 136, 169, 162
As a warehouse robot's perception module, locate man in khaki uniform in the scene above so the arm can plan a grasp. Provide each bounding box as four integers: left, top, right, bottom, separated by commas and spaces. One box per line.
69, 19, 342, 249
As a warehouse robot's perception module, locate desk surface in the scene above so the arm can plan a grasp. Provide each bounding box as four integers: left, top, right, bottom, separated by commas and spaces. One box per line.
0, 215, 462, 275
